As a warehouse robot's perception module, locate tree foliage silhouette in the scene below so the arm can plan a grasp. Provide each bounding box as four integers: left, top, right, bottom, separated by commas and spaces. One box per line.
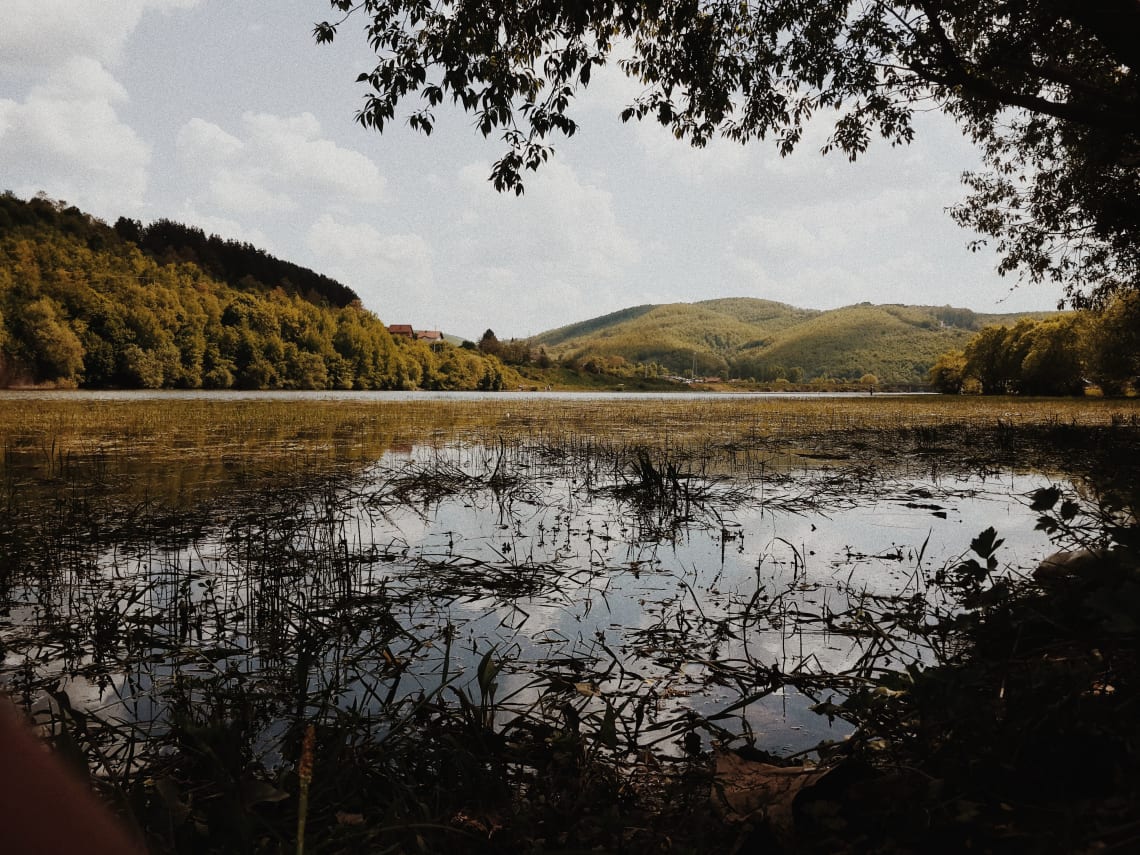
316, 0, 1139, 306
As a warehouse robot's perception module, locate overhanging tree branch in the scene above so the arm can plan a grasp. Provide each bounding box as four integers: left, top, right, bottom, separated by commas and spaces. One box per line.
315, 0, 1140, 305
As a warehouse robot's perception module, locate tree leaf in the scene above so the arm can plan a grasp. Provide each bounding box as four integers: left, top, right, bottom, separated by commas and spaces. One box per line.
1029, 486, 1061, 512
970, 527, 1004, 560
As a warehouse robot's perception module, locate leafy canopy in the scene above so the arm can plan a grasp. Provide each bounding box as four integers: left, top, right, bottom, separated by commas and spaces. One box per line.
0, 192, 517, 391
932, 292, 1140, 396
315, 1, 1139, 306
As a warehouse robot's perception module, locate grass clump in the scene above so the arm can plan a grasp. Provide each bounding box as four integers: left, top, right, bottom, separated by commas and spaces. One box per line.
782, 485, 1140, 854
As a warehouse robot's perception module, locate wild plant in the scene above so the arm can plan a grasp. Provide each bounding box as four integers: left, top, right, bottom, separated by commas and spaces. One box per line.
1, 395, 1138, 852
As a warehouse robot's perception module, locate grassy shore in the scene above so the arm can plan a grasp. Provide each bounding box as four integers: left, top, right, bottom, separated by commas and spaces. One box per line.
3, 393, 1138, 456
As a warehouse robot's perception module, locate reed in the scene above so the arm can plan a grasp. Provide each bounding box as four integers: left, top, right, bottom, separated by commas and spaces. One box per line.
2, 395, 1138, 462
1, 393, 1138, 852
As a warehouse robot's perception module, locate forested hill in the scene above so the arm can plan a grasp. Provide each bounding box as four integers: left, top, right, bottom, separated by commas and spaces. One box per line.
116, 217, 358, 309
0, 191, 357, 308
529, 298, 1052, 386
0, 192, 513, 391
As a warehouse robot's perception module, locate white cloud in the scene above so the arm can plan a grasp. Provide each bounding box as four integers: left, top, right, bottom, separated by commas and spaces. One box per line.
727, 183, 920, 308
440, 158, 644, 335
176, 118, 244, 165
733, 186, 917, 260
0, 0, 208, 216
46, 56, 131, 103
207, 170, 297, 214
0, 58, 150, 214
241, 112, 387, 201
733, 215, 820, 258
0, 0, 201, 72
175, 111, 388, 216
305, 215, 434, 319
456, 158, 639, 281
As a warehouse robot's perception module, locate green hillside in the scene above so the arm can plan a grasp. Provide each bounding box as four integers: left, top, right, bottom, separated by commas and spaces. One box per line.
0, 192, 516, 391
530, 299, 1054, 386
532, 304, 658, 346
742, 304, 966, 385
694, 297, 820, 331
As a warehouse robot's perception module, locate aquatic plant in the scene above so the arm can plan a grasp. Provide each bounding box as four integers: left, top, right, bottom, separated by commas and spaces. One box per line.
1, 395, 1139, 851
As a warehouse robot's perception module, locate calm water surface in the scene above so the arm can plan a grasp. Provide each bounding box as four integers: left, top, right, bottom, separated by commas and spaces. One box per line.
1, 432, 1060, 758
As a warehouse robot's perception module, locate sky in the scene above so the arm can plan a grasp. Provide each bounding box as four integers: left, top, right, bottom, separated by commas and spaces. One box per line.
0, 0, 1066, 341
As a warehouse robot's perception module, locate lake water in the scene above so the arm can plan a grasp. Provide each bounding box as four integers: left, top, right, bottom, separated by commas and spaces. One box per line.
0, 426, 1063, 761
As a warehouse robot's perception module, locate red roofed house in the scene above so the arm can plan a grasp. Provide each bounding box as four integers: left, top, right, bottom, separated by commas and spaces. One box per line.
387, 324, 414, 339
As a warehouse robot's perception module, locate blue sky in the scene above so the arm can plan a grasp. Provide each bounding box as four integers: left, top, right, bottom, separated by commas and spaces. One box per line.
1, 0, 1065, 339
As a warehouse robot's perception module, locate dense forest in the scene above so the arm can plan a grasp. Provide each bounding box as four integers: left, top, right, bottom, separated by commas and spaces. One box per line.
929, 297, 1140, 396
0, 192, 513, 391
114, 217, 358, 309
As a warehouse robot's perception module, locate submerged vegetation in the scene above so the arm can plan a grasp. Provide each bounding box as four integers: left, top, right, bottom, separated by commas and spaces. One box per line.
2, 395, 1139, 853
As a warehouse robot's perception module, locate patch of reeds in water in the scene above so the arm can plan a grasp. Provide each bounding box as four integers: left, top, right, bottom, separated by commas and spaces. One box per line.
1, 394, 1139, 852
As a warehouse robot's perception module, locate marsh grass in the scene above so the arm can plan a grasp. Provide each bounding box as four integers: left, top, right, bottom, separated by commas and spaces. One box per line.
3, 393, 1138, 461
2, 393, 1140, 852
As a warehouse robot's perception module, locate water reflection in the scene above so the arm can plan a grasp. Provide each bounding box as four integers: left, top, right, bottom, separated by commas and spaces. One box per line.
1, 438, 1059, 765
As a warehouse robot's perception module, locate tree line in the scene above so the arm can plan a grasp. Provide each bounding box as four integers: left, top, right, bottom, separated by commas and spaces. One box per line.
929, 296, 1140, 396
114, 217, 358, 309
0, 192, 513, 391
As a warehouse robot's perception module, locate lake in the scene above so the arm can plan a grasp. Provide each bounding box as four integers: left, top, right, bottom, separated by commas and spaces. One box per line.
0, 392, 1137, 840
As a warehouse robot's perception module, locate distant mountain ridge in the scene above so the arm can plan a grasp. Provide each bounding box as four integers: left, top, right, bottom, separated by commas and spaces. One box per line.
529, 298, 1055, 386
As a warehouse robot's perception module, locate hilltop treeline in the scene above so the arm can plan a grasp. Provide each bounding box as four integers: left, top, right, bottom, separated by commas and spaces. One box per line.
0, 192, 512, 391
929, 296, 1140, 395
115, 217, 358, 309
1, 191, 357, 308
